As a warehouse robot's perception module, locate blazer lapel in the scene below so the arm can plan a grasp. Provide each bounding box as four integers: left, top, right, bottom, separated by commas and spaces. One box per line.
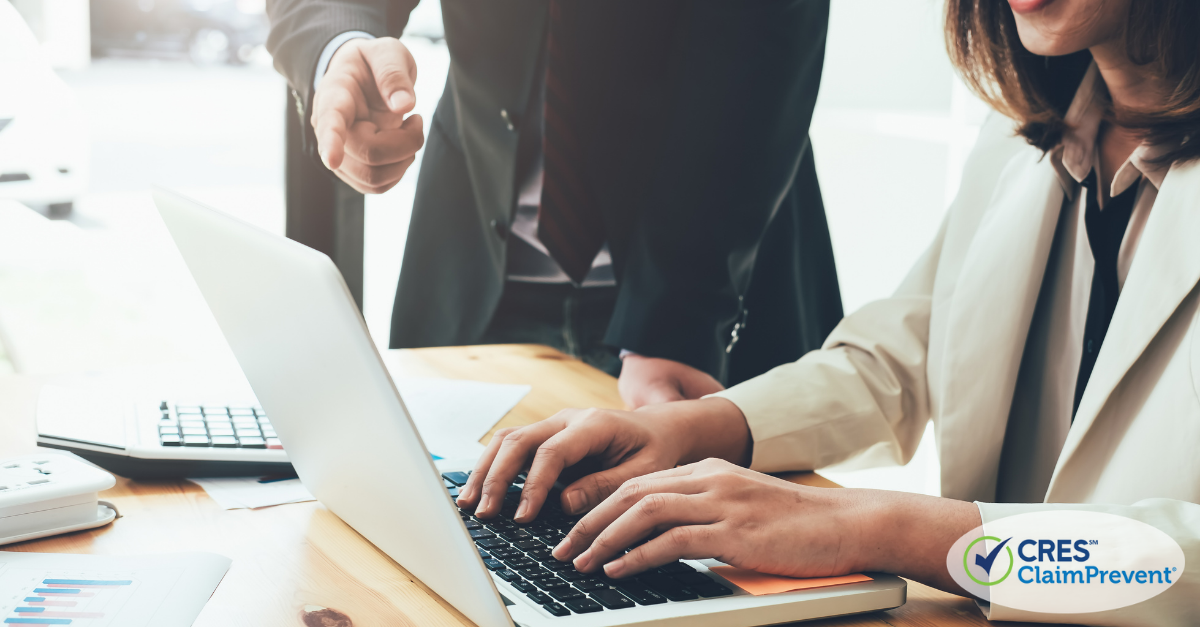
937, 153, 1065, 502
1047, 159, 1200, 500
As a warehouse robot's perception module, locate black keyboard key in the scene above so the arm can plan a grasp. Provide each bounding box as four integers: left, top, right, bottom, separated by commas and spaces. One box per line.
694, 583, 734, 598
672, 572, 712, 587
549, 588, 584, 602
516, 566, 550, 579
484, 559, 505, 571
464, 519, 482, 530
442, 471, 470, 486
534, 578, 570, 591
513, 539, 542, 551
478, 549, 490, 559
447, 486, 460, 498
527, 592, 552, 605
500, 529, 533, 541
591, 588, 636, 610
638, 575, 699, 601
658, 562, 696, 574
491, 547, 522, 558
559, 569, 590, 581
563, 598, 603, 614
503, 557, 537, 570
476, 538, 508, 550
507, 484, 523, 494
470, 529, 496, 540
614, 583, 667, 605
513, 580, 535, 593
542, 603, 570, 617
658, 587, 699, 602
496, 570, 519, 582
574, 578, 607, 591
541, 560, 575, 572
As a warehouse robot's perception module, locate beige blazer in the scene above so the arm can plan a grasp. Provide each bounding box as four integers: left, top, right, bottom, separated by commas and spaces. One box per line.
715, 113, 1200, 625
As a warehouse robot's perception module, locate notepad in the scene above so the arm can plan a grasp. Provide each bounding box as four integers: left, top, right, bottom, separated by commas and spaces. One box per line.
707, 566, 872, 596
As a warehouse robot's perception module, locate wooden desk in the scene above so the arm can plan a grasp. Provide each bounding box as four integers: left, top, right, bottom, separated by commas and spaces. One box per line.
0, 345, 1021, 627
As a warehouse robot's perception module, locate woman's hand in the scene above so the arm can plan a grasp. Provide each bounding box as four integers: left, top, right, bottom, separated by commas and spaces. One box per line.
551, 458, 983, 593
455, 398, 751, 522
552, 459, 868, 578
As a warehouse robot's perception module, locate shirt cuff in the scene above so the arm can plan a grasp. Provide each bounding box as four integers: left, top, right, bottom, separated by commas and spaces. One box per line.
313, 31, 375, 91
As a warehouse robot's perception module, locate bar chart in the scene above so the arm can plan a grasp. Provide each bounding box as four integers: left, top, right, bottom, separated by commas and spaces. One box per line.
2, 574, 140, 626
0, 552, 230, 627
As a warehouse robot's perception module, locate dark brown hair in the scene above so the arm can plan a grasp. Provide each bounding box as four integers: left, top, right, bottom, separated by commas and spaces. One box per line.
945, 0, 1200, 163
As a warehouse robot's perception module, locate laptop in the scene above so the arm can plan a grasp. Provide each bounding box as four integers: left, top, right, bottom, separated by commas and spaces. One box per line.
152, 188, 906, 626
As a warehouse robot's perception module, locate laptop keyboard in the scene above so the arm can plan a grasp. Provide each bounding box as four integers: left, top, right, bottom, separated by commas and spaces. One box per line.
442, 471, 733, 617
156, 402, 282, 449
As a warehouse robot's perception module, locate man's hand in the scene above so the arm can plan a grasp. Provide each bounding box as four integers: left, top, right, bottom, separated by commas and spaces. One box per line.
618, 355, 725, 409
312, 37, 424, 194
455, 398, 752, 523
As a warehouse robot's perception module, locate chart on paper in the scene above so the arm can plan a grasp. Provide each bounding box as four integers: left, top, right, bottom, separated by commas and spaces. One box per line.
0, 568, 175, 626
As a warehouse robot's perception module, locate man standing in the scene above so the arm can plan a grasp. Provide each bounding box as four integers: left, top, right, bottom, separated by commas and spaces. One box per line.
266, 0, 842, 407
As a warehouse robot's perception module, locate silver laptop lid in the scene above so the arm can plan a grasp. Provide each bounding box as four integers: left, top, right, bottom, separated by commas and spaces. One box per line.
152, 189, 513, 627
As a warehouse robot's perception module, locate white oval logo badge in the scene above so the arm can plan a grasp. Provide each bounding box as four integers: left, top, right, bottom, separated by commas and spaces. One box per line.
947, 510, 1185, 613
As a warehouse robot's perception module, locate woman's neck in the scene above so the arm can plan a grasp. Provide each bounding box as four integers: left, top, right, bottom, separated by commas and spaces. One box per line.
1088, 41, 1171, 198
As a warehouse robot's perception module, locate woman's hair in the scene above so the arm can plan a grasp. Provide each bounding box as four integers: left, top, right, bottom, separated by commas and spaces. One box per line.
945, 0, 1200, 163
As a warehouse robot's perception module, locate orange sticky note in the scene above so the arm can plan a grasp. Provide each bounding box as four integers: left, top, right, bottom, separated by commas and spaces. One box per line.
707, 567, 872, 596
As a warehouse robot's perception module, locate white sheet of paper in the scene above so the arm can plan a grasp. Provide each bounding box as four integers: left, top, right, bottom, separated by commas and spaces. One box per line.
188, 476, 315, 510
0, 550, 231, 627
394, 377, 531, 460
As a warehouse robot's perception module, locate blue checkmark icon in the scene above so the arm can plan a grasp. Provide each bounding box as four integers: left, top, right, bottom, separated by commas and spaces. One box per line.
975, 537, 1013, 575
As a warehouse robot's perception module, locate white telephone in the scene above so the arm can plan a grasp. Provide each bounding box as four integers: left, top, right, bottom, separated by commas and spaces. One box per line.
0, 453, 118, 546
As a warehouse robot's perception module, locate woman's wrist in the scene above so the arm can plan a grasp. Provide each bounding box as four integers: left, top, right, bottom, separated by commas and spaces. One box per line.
662, 397, 752, 467
852, 490, 982, 587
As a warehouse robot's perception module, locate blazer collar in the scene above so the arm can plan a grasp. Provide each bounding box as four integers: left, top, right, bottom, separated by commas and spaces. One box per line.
1046, 157, 1200, 500
937, 151, 1065, 502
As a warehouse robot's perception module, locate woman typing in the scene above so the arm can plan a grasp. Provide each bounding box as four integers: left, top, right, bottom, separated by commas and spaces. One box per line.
456, 0, 1200, 623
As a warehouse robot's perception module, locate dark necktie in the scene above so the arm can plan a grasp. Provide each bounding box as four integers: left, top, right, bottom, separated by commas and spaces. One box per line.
1072, 171, 1138, 417
537, 0, 607, 285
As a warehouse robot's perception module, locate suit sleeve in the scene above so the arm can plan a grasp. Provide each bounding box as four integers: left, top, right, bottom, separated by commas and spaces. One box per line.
974, 500, 1200, 625
265, 0, 417, 161
602, 0, 830, 381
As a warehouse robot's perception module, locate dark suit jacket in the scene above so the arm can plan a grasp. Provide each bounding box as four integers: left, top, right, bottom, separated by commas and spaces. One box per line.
267, 0, 842, 385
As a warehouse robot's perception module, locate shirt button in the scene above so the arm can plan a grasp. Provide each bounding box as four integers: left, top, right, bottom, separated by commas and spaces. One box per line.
500, 108, 516, 131
1086, 339, 1094, 354
491, 219, 509, 240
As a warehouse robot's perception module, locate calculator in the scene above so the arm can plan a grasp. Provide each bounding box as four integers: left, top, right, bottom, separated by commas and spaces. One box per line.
35, 386, 292, 479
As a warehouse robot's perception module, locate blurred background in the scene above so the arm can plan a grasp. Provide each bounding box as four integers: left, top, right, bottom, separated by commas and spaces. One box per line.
0, 0, 989, 495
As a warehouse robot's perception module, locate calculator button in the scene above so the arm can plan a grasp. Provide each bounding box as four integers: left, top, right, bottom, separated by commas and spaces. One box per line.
229, 408, 255, 416
266, 438, 283, 450
202, 406, 228, 415
183, 436, 211, 446
176, 405, 201, 414
159, 426, 180, 435
181, 427, 208, 436
239, 437, 266, 448
160, 435, 182, 446
211, 436, 239, 447
208, 428, 235, 437
236, 428, 262, 437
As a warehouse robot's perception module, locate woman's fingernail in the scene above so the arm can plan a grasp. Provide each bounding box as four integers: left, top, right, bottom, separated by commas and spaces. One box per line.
564, 491, 585, 515
552, 537, 572, 560
478, 494, 491, 514
573, 553, 590, 572
515, 499, 529, 520
604, 559, 626, 578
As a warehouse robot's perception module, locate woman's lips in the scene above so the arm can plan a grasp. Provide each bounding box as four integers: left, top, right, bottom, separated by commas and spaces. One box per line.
1009, 0, 1053, 14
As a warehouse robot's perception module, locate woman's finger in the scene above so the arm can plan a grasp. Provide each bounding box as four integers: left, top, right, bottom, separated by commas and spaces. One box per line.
571, 492, 715, 573
604, 524, 721, 579
475, 418, 571, 518
555, 474, 710, 563
457, 426, 519, 509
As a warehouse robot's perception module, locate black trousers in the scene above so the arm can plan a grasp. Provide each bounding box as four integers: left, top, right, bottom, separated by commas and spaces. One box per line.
478, 282, 622, 377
